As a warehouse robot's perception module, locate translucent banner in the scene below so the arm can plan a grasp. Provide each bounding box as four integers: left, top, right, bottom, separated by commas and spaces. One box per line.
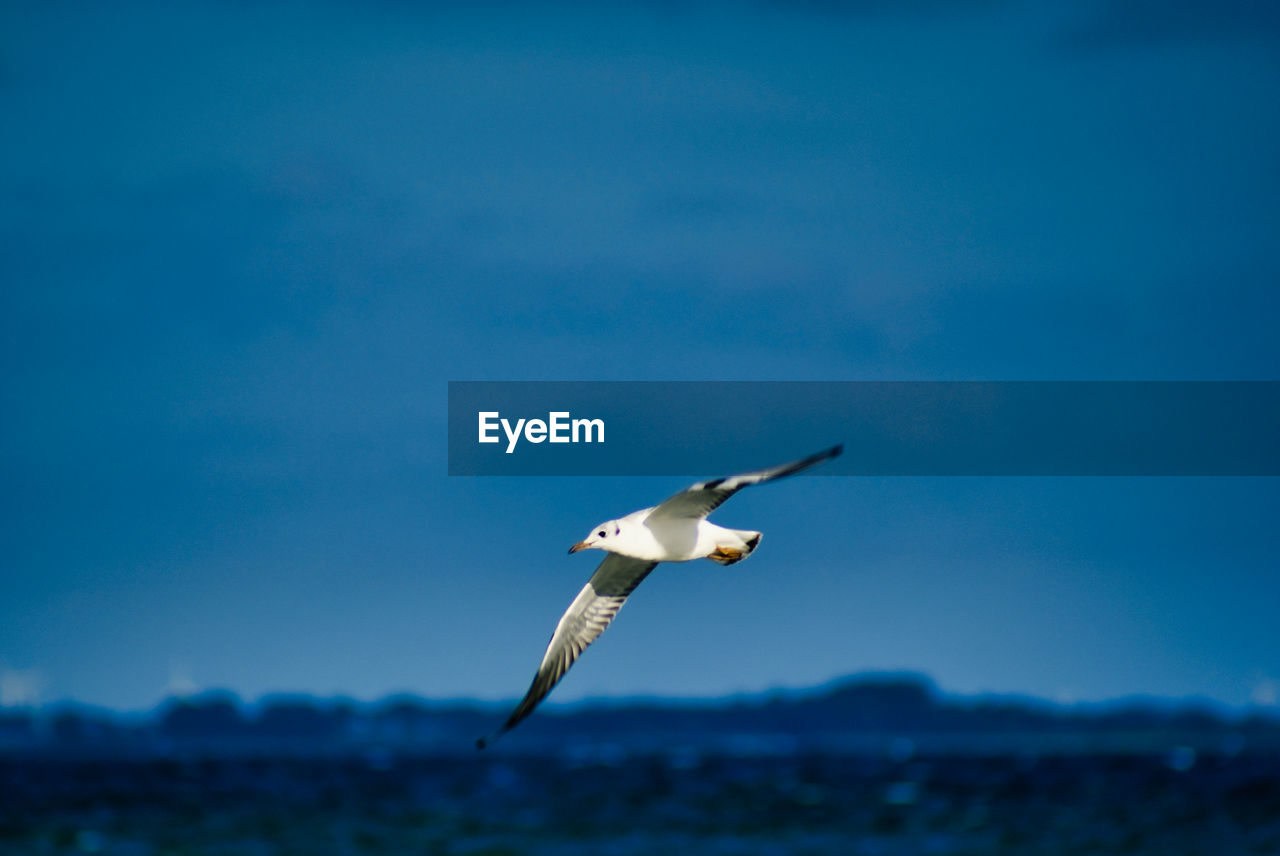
447, 382, 1280, 476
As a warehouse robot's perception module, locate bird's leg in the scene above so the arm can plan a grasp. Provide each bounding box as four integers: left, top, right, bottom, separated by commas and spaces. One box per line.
707, 546, 745, 565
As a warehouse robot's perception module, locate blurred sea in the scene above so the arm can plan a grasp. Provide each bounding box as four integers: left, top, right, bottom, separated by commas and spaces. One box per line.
3, 676, 1278, 855
5, 751, 1279, 855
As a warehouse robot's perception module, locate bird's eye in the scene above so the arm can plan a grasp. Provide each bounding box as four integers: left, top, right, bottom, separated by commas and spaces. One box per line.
598, 530, 606, 538
614, 527, 620, 536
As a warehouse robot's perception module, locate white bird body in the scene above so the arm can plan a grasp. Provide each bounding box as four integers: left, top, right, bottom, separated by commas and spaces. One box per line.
477, 444, 842, 748
579, 507, 761, 563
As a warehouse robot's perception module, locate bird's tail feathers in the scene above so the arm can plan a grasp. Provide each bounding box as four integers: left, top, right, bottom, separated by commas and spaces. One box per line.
708, 531, 762, 565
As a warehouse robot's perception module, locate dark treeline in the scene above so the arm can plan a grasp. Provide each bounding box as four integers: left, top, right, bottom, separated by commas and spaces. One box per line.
4, 674, 1278, 758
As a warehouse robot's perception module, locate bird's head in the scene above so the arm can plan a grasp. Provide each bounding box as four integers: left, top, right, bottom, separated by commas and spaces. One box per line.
569, 520, 621, 554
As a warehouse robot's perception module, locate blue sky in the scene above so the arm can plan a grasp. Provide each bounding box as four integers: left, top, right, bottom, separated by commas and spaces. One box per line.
2, 1, 1277, 711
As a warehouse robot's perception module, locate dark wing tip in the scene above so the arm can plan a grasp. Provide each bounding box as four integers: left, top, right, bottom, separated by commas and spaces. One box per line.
797, 444, 842, 469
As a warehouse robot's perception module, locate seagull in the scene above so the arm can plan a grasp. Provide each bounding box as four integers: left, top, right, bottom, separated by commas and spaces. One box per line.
477, 444, 842, 748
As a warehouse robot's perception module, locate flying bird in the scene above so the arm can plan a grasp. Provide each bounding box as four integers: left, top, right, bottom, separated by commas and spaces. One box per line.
477, 444, 842, 748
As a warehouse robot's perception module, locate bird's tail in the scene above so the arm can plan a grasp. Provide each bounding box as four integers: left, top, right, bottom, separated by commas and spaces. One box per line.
708, 531, 762, 565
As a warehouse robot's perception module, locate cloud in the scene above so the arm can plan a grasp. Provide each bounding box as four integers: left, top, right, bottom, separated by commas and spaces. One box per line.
0, 666, 46, 707
1251, 677, 1280, 707
164, 661, 200, 699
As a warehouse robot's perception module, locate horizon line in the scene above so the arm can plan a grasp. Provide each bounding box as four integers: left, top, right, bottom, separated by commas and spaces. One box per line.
10, 670, 1277, 719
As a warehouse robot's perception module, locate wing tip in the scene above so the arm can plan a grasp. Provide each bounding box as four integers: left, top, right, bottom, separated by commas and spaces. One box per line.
798, 444, 842, 470
476, 729, 505, 750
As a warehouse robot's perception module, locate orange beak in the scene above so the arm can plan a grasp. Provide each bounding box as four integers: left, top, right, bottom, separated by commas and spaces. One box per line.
568, 541, 589, 554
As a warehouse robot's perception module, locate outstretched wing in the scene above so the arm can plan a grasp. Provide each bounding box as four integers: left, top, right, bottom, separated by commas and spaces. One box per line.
477, 552, 659, 748
649, 444, 843, 521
